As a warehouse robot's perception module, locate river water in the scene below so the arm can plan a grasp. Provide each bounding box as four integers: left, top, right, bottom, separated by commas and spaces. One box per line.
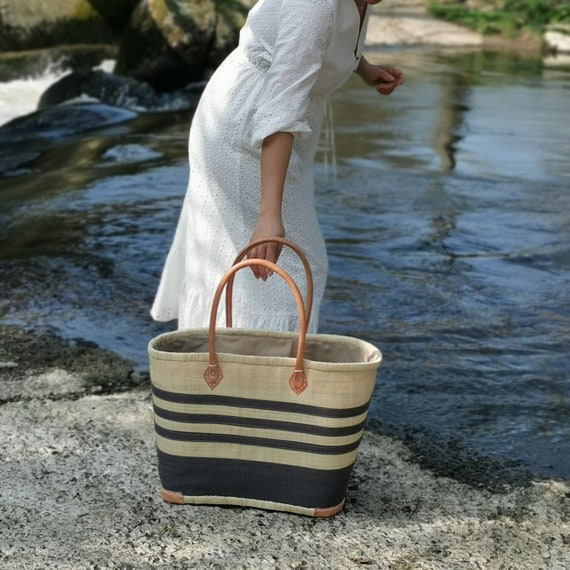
1, 48, 569, 480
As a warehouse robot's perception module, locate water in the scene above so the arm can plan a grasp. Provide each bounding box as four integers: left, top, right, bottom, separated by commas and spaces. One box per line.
1, 48, 569, 479
0, 73, 58, 126
0, 59, 115, 126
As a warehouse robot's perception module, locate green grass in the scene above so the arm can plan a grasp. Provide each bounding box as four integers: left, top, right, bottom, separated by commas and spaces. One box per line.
428, 0, 570, 37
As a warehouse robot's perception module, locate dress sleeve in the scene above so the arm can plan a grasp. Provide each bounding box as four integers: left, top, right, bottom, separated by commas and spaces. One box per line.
251, 0, 336, 148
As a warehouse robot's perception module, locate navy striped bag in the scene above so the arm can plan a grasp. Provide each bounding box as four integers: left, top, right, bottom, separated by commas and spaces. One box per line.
148, 239, 382, 517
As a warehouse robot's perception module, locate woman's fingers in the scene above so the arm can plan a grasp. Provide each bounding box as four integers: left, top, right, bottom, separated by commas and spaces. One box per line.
384, 66, 404, 84
374, 66, 404, 95
376, 82, 398, 95
377, 68, 395, 83
246, 242, 283, 280
246, 245, 263, 279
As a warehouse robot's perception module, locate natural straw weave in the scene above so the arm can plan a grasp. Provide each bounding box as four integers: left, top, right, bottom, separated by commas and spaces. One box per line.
148, 239, 382, 517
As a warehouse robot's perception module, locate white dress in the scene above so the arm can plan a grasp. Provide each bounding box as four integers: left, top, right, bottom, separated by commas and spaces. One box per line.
151, 0, 369, 332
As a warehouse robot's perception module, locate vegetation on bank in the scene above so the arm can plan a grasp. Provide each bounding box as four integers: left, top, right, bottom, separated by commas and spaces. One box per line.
428, 0, 570, 37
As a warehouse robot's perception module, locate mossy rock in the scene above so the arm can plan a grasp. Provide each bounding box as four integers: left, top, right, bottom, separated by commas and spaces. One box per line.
0, 0, 115, 51
114, 0, 254, 91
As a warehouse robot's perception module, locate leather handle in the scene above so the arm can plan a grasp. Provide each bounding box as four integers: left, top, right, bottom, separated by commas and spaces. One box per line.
225, 237, 314, 330
204, 258, 309, 395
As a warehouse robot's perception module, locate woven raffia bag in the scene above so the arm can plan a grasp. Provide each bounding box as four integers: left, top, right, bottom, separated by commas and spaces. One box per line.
148, 238, 382, 517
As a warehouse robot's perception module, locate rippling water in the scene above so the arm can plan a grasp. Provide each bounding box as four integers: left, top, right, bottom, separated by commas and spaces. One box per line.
1, 49, 569, 478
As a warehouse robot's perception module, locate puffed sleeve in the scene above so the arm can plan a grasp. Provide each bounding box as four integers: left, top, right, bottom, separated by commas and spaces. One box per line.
251, 0, 336, 149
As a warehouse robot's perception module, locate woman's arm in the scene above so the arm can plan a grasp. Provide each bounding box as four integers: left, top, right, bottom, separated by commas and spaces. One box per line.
245, 2, 336, 279
356, 55, 404, 95
247, 131, 293, 280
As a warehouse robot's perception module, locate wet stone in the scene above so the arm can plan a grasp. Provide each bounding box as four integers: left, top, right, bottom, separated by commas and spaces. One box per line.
0, 324, 141, 403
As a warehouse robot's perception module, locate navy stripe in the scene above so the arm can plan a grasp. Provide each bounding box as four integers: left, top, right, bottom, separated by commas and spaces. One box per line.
154, 406, 366, 437
155, 424, 362, 456
152, 385, 370, 418
157, 452, 355, 509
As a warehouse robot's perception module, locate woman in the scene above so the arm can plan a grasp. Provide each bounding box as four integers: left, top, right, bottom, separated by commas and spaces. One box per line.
151, 0, 403, 332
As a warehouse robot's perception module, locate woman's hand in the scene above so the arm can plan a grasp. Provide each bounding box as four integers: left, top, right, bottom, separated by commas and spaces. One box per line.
247, 213, 285, 281
357, 57, 404, 95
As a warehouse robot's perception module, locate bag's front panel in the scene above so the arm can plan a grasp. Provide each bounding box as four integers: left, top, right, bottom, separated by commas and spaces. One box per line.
148, 329, 381, 513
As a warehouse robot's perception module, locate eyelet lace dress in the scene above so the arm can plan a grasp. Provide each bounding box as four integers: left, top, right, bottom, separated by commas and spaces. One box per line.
151, 0, 369, 332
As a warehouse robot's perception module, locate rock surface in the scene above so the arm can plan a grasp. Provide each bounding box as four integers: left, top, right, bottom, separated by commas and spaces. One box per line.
366, 0, 483, 48
1, 377, 568, 569
36, 69, 204, 111
0, 0, 115, 50
114, 0, 255, 90
368, 0, 569, 55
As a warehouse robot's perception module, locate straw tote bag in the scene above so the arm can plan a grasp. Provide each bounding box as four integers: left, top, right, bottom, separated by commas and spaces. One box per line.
148, 238, 382, 517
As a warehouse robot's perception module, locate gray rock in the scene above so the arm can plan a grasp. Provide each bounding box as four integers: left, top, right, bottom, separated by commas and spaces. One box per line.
36, 69, 204, 111
37, 69, 169, 110
0, 101, 138, 143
